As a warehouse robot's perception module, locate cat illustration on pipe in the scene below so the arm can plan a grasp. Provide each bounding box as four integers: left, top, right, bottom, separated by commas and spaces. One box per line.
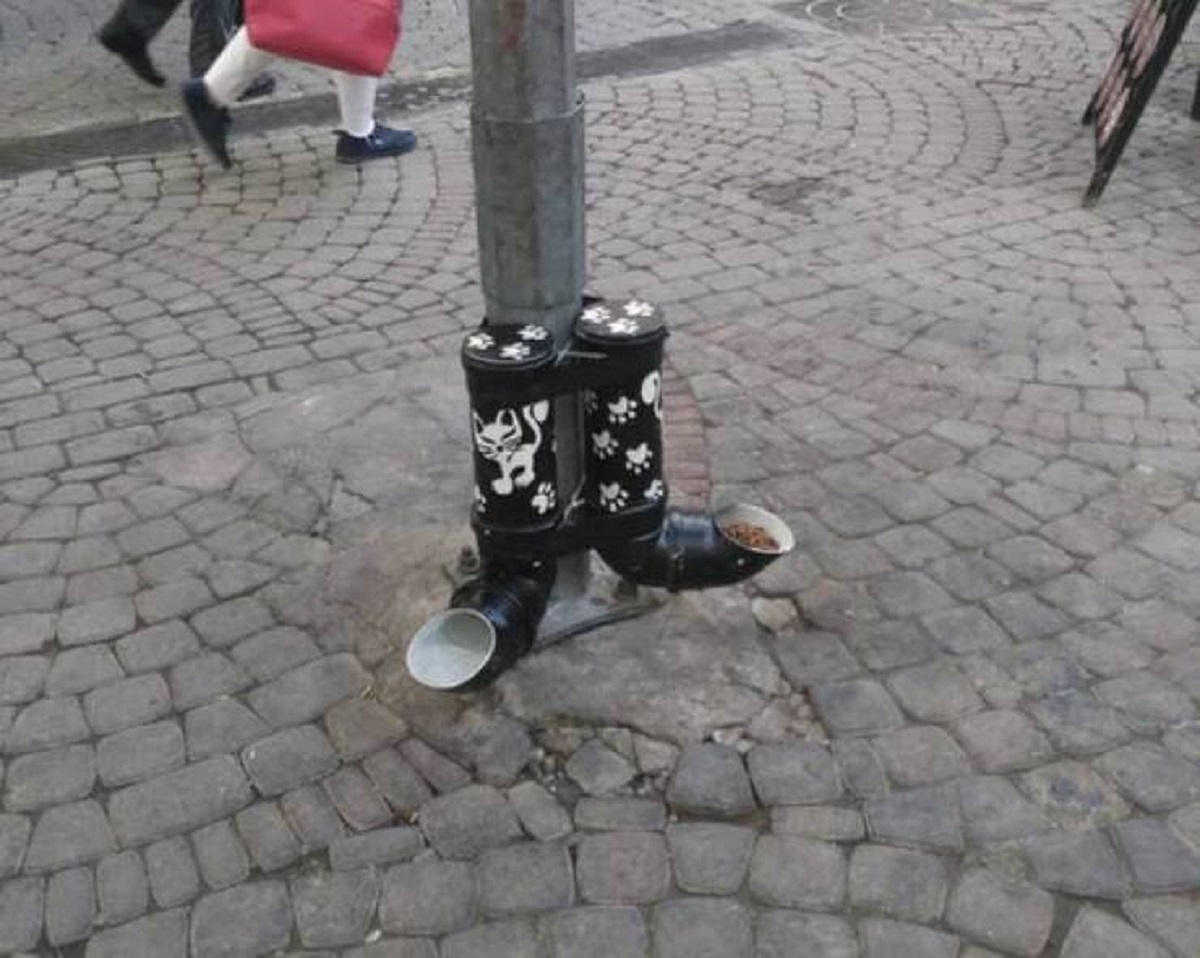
472, 401, 550, 495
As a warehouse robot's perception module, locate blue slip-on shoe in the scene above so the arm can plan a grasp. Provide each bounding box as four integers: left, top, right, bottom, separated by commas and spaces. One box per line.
335, 125, 418, 165
181, 80, 233, 171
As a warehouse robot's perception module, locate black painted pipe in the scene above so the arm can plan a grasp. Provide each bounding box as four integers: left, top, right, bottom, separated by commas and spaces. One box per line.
597, 503, 794, 592
406, 558, 555, 692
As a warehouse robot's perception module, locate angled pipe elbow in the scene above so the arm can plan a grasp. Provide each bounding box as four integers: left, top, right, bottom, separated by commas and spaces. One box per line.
597, 503, 794, 592
406, 558, 555, 692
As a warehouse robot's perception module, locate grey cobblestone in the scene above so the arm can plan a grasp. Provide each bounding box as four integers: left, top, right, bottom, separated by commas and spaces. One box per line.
574, 797, 664, 832
83, 673, 170, 735
481, 841, 575, 916
324, 765, 392, 832
507, 781, 571, 841
169, 653, 252, 711
380, 860, 477, 936
1114, 818, 1200, 894
235, 802, 301, 873
566, 739, 636, 795
0, 816, 31, 879
398, 738, 472, 793
145, 836, 201, 908
0, 657, 48, 707
812, 679, 904, 736
1023, 828, 1130, 899
292, 868, 379, 949
1061, 908, 1171, 958
861, 918, 960, 958
666, 743, 755, 817
419, 784, 522, 860
247, 653, 371, 729
544, 906, 648, 958
328, 826, 423, 871
749, 834, 845, 910
97, 720, 184, 787
192, 819, 251, 891
24, 799, 115, 872
748, 742, 841, 805
0, 876, 42, 953
0, 613, 56, 657
232, 626, 321, 682
960, 776, 1052, 843
185, 697, 270, 761
281, 784, 346, 854
243, 724, 339, 797
1123, 897, 1200, 958
46, 865, 94, 946
95, 850, 149, 927
867, 784, 963, 852
849, 844, 949, 923
190, 882, 293, 958
577, 831, 668, 905
653, 899, 751, 958
953, 710, 1055, 773
5, 743, 94, 811
947, 867, 1055, 957
115, 620, 201, 674
190, 596, 275, 647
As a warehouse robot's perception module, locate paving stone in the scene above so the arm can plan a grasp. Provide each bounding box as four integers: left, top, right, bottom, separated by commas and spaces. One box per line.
236, 802, 301, 872
364, 748, 433, 817
772, 630, 863, 686
57, 597, 136, 647
755, 910, 855, 958
190, 882, 293, 958
946, 867, 1055, 957
280, 784, 346, 853
770, 806, 865, 842
328, 826, 423, 871
653, 899, 751, 958
232, 626, 321, 682
1061, 908, 1171, 958
565, 740, 636, 796
86, 907, 188, 958
665, 822, 754, 894
1124, 897, 1200, 958
574, 797, 664, 832
83, 673, 170, 735
1020, 760, 1131, 827
1030, 691, 1131, 756
108, 755, 253, 847
833, 738, 889, 800
748, 834, 845, 910
870, 571, 954, 616
0, 614, 55, 657
324, 765, 392, 832
1023, 828, 1130, 899
45, 865, 94, 946
379, 861, 477, 935
861, 918, 960, 958
0, 576, 66, 615
875, 726, 971, 787
953, 710, 1055, 773
848, 844, 949, 922
242, 724, 338, 796
1095, 672, 1196, 733
665, 743, 755, 817
136, 577, 214, 624
0, 657, 47, 706
191, 597, 275, 648
344, 943, 437, 958
866, 784, 963, 852
748, 742, 841, 805
24, 799, 115, 872
5, 743, 94, 811
886, 659, 983, 723
960, 776, 1053, 843
97, 720, 185, 787
1040, 573, 1124, 620
1114, 818, 1200, 894
481, 841, 575, 916
1062, 624, 1157, 677
922, 606, 1011, 655
169, 653, 253, 711
844, 619, 936, 672
247, 654, 371, 729
398, 738, 472, 793
0, 877, 42, 953
507, 781, 572, 840
44, 646, 124, 696
543, 906, 648, 958
192, 819, 251, 890
812, 679, 904, 736
185, 697, 270, 761
418, 783, 525, 859
115, 620, 201, 674
145, 836, 200, 908
0, 816, 30, 879
986, 591, 1070, 642
1096, 743, 1200, 812
324, 697, 407, 761
577, 832, 669, 905
443, 919, 543, 958
6, 695, 89, 753
292, 868, 379, 948
95, 850, 148, 926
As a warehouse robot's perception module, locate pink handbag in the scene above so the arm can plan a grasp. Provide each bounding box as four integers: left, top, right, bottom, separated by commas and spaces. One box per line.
244, 0, 400, 77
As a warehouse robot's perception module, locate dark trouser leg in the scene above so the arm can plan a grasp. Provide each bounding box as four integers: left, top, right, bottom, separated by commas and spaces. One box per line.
105, 0, 186, 43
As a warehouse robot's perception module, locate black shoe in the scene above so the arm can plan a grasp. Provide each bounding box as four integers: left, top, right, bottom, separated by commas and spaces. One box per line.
181, 80, 233, 170
335, 125, 417, 165
238, 73, 277, 102
98, 21, 165, 87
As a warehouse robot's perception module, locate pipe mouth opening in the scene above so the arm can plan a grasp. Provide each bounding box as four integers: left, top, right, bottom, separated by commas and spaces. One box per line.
406, 609, 497, 691
716, 503, 795, 556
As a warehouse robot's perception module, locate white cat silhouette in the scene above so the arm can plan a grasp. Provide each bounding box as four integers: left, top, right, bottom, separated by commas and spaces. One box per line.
472, 401, 549, 495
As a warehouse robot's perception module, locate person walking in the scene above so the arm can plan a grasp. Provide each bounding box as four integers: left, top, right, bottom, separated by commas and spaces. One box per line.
180, 24, 415, 169
98, 0, 274, 99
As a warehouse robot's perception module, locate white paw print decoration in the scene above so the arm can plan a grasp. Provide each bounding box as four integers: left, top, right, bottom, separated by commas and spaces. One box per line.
607, 317, 640, 336
466, 332, 494, 351
581, 304, 612, 324
583, 390, 599, 414
474, 485, 488, 513
592, 430, 618, 460
518, 325, 550, 341
500, 342, 532, 361
645, 479, 665, 502
599, 482, 629, 513
531, 482, 557, 515
624, 300, 655, 318
607, 396, 637, 425
625, 443, 653, 475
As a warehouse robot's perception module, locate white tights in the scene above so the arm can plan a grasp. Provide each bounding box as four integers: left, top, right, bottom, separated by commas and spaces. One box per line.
204, 27, 378, 137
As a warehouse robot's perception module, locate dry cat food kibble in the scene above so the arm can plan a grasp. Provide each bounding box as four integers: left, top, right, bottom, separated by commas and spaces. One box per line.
722, 521, 780, 552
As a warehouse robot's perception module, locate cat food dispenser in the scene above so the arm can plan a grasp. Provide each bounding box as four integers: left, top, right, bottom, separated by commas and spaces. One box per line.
406, 324, 560, 691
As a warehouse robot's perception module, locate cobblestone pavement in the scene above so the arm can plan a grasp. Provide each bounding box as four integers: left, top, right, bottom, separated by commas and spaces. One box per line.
4, 0, 1200, 955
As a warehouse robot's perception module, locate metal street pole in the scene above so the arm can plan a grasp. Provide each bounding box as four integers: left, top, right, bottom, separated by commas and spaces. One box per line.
468, 0, 588, 596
